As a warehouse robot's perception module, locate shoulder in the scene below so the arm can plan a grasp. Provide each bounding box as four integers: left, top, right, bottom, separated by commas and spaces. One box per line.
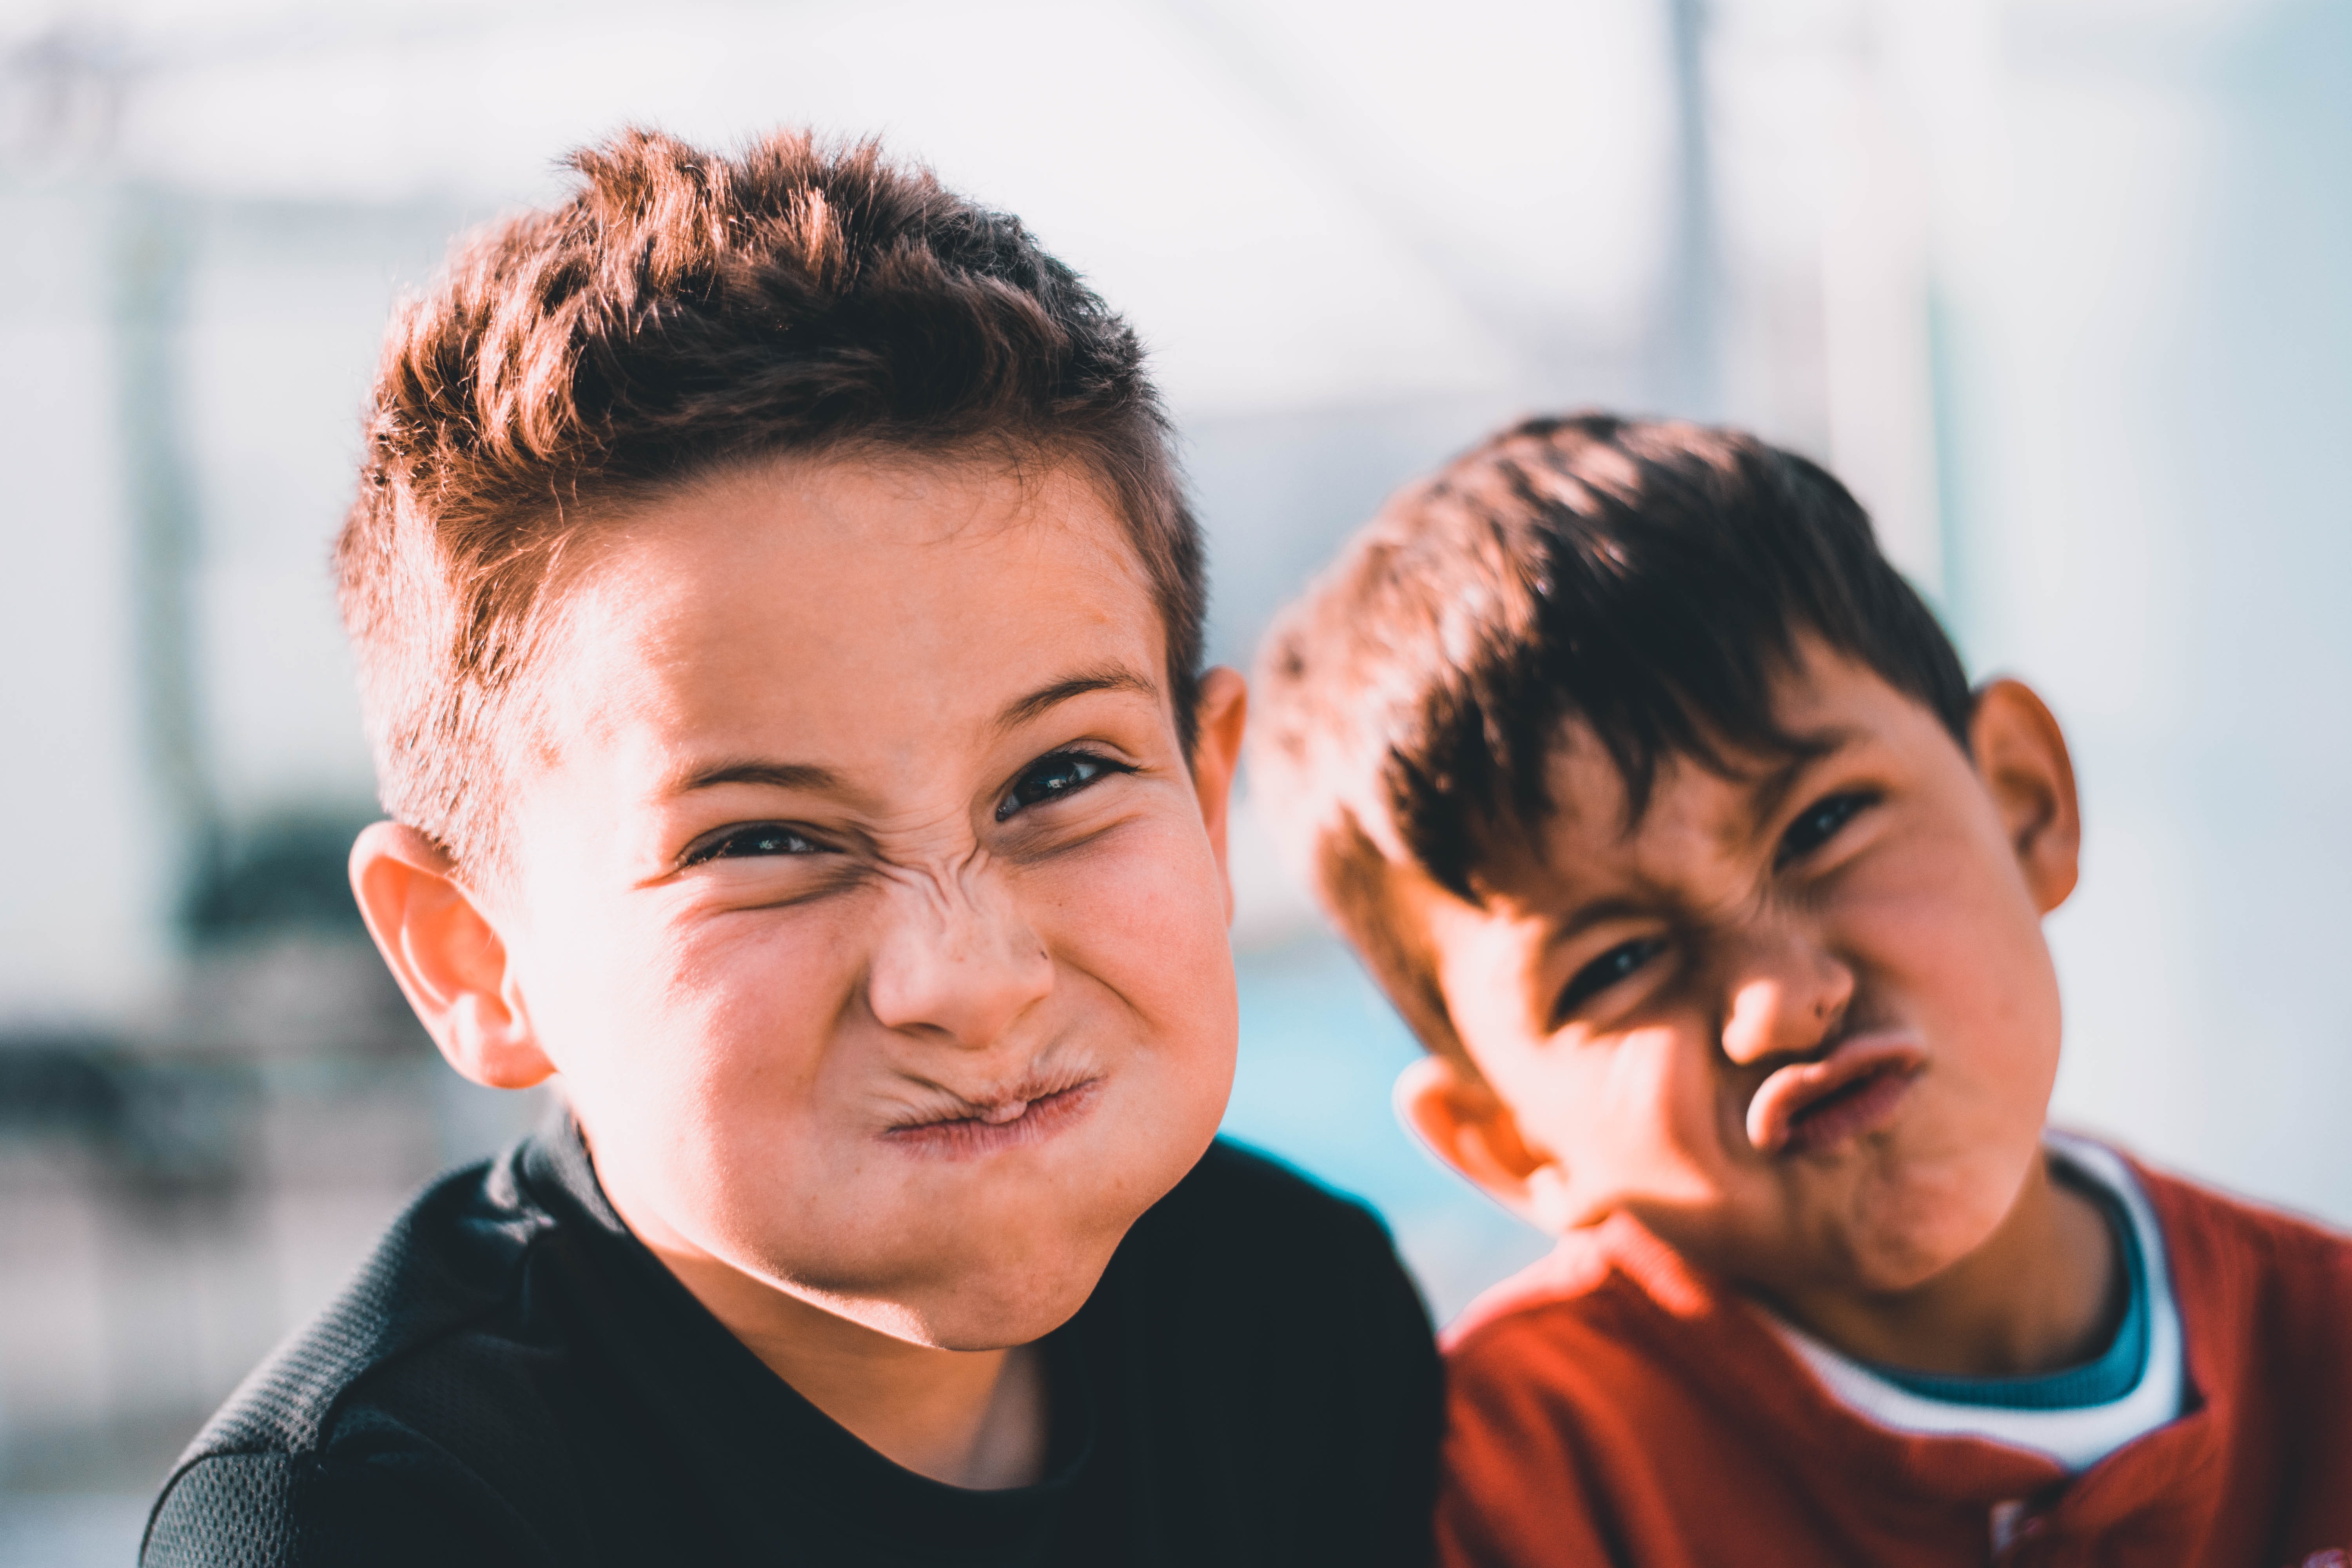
2122, 1151, 2352, 1329
2117, 1149, 2352, 1533
1436, 1216, 1755, 1483
1117, 1137, 1433, 1357
1105, 1139, 1442, 1566
141, 1445, 553, 1568
144, 1140, 565, 1564
1112, 1138, 1438, 1399
1137, 1136, 1397, 1262
1442, 1213, 1665, 1377
2119, 1149, 2352, 1285
1429, 1223, 1755, 1568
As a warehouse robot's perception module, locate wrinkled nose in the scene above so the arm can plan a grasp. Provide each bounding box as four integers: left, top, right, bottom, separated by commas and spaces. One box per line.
865, 871, 1054, 1047
1718, 930, 1854, 1066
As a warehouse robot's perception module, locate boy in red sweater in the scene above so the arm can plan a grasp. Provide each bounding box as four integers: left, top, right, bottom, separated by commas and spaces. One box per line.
1250, 414, 2352, 1564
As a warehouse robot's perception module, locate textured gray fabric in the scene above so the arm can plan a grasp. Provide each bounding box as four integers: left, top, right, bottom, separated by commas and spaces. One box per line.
144, 1455, 301, 1568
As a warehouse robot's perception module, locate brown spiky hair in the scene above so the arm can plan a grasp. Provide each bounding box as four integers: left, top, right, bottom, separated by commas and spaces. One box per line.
336, 127, 1203, 877
1250, 414, 1971, 1055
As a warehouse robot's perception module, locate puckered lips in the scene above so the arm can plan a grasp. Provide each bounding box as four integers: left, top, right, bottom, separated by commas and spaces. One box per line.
880, 1069, 1105, 1160
1744, 1031, 1927, 1157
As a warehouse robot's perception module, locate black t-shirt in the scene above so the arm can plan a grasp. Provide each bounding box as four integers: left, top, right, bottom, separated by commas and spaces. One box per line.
141, 1123, 1441, 1567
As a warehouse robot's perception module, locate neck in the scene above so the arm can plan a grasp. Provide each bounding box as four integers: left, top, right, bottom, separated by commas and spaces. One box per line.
592, 1161, 1049, 1490
1767, 1152, 2124, 1377
659, 1246, 1052, 1489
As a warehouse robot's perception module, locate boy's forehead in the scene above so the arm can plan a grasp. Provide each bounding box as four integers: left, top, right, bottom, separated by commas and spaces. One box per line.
1463, 732, 1695, 916
521, 454, 1167, 778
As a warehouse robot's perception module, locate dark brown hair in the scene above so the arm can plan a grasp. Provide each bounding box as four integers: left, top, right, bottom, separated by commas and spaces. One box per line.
336, 127, 1203, 874
1250, 413, 1970, 1051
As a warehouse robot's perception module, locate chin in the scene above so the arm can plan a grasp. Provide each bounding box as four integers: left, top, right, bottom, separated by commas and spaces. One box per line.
1844, 1232, 1967, 1294
1847, 1164, 2020, 1294
906, 1252, 1109, 1351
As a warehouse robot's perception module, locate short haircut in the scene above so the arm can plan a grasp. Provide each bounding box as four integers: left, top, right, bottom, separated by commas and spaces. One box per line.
1250, 413, 1971, 1052
336, 127, 1203, 875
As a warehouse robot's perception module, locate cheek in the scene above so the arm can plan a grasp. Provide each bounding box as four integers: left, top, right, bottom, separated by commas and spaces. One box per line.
1841, 831, 2063, 1101
662, 913, 853, 1089
1489, 1025, 1721, 1194
527, 892, 856, 1158
1829, 832, 2063, 1270
1026, 818, 1239, 1078
1606, 1025, 1735, 1179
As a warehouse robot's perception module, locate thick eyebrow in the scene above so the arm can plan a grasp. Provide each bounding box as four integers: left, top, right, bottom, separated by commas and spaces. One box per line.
1543, 895, 1662, 951
670, 760, 843, 797
660, 667, 1156, 799
992, 665, 1159, 734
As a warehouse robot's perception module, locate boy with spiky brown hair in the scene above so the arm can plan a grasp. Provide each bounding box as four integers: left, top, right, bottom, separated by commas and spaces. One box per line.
1250, 414, 2352, 1564
140, 131, 1439, 1568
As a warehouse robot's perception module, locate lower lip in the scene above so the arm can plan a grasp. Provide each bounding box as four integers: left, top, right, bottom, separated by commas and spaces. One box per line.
1782, 1067, 1916, 1155
881, 1081, 1102, 1160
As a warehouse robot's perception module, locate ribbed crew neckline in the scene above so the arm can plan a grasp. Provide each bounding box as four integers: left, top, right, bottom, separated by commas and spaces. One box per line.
1864, 1170, 2149, 1410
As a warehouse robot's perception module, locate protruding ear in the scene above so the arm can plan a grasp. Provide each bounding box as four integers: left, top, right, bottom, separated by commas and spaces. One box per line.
1967, 679, 2082, 915
1396, 1053, 1572, 1232
1187, 666, 1249, 924
347, 822, 554, 1089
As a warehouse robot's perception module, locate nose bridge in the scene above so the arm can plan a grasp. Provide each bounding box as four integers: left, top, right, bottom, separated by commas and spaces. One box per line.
865, 848, 1053, 1045
1715, 900, 1853, 1065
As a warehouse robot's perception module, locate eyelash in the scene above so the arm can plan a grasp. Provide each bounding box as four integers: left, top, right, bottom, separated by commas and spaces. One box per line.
680, 823, 827, 868
680, 748, 1134, 866
1775, 789, 1880, 868
1552, 936, 1671, 1029
995, 749, 1134, 822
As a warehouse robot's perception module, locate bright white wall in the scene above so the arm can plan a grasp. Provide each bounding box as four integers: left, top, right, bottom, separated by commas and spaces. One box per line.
0, 187, 174, 1024
1940, 0, 2352, 1222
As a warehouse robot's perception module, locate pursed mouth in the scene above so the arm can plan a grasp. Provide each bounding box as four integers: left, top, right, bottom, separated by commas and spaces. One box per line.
880, 1074, 1105, 1160
1744, 1032, 1927, 1157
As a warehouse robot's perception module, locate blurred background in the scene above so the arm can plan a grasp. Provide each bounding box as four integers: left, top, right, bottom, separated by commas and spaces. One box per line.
1, 0, 2347, 1557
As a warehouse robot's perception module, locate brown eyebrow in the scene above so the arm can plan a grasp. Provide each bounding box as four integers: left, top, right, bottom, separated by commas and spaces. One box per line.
993, 666, 1159, 733
1543, 895, 1662, 951
672, 760, 843, 796
662, 667, 1156, 799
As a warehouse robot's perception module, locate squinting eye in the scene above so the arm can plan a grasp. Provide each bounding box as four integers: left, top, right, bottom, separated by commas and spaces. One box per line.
996, 750, 1129, 822
1777, 790, 1878, 867
683, 823, 824, 867
1552, 936, 1670, 1027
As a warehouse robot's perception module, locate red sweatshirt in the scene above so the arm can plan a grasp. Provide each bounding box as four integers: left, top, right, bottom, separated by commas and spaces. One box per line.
1436, 1157, 2352, 1567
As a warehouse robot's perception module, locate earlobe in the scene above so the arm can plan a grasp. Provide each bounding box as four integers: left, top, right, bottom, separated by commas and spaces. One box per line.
1187, 667, 1249, 921
347, 823, 555, 1090
1395, 1054, 1568, 1230
1967, 679, 2082, 915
